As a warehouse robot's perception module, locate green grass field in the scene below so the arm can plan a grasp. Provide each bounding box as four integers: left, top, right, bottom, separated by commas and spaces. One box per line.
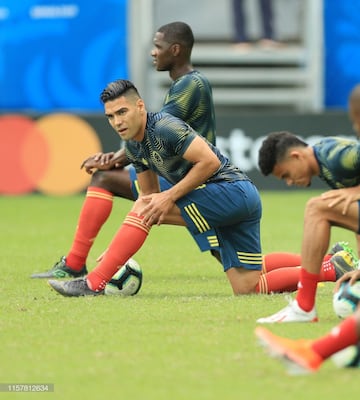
1, 191, 359, 399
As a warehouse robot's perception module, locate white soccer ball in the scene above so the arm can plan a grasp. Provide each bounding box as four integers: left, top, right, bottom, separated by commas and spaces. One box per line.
332, 280, 360, 319
331, 344, 360, 368
104, 258, 143, 296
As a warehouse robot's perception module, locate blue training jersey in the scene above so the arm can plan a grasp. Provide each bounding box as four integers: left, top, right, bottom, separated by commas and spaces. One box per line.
313, 137, 360, 188
161, 70, 216, 145
125, 112, 248, 185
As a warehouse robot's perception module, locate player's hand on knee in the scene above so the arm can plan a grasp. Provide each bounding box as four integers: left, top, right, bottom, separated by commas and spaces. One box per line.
322, 187, 360, 215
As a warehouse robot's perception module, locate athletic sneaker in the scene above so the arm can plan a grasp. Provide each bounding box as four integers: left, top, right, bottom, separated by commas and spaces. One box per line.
31, 256, 88, 279
329, 241, 358, 262
48, 278, 104, 297
256, 297, 318, 323
255, 326, 323, 374
331, 250, 357, 280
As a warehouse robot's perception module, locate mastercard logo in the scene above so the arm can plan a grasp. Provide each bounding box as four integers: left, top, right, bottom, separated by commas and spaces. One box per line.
0, 113, 102, 195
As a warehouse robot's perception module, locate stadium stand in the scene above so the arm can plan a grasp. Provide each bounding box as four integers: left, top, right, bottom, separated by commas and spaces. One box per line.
128, 0, 323, 112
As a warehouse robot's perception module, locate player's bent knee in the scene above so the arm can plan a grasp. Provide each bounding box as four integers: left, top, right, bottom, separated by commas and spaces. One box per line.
305, 196, 323, 212
90, 170, 114, 187
304, 196, 330, 219
131, 197, 152, 213
226, 267, 260, 295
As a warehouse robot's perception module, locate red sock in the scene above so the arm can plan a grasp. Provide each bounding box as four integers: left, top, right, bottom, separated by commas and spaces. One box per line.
262, 253, 302, 273
263, 252, 332, 275
66, 187, 113, 270
319, 255, 336, 282
256, 267, 300, 293
256, 256, 337, 293
87, 212, 150, 291
296, 268, 319, 312
312, 316, 359, 360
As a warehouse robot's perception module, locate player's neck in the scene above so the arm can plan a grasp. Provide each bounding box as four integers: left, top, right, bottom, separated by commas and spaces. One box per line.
169, 63, 194, 81
309, 147, 320, 176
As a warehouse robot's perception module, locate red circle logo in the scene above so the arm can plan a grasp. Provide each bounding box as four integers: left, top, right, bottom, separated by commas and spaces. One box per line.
0, 113, 102, 195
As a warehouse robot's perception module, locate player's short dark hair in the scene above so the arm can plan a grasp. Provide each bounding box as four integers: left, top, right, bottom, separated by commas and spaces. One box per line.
158, 21, 194, 52
258, 131, 308, 175
100, 79, 140, 104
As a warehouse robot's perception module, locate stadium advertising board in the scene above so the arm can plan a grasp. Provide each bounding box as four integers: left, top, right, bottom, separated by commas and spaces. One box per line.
0, 111, 355, 195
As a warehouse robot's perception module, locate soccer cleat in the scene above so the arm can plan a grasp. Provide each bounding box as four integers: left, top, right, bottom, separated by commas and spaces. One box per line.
255, 326, 323, 374
331, 250, 357, 280
329, 241, 358, 261
48, 278, 104, 297
31, 256, 88, 279
256, 298, 318, 323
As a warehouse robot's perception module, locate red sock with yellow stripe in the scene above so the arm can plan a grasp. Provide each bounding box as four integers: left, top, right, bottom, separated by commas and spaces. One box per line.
256, 267, 301, 293
66, 187, 114, 271
87, 212, 150, 291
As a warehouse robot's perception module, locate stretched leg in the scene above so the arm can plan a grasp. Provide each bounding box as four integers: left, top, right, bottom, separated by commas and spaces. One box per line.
48, 198, 185, 296
262, 253, 301, 272
66, 168, 135, 268
222, 248, 343, 295
31, 168, 135, 278
256, 251, 354, 293
33, 167, 224, 279
260, 250, 355, 293
86, 210, 151, 291
48, 208, 151, 296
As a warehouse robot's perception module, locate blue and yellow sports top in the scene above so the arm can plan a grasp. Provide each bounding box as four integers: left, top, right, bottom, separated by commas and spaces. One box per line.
314, 137, 360, 188
161, 70, 216, 145
125, 112, 247, 185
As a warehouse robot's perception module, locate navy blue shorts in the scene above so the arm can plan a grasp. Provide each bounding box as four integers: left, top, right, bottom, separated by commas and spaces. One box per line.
129, 167, 262, 271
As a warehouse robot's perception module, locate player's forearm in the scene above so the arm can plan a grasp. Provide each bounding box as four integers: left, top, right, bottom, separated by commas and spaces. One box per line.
137, 170, 161, 195
166, 159, 219, 202
112, 148, 131, 168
